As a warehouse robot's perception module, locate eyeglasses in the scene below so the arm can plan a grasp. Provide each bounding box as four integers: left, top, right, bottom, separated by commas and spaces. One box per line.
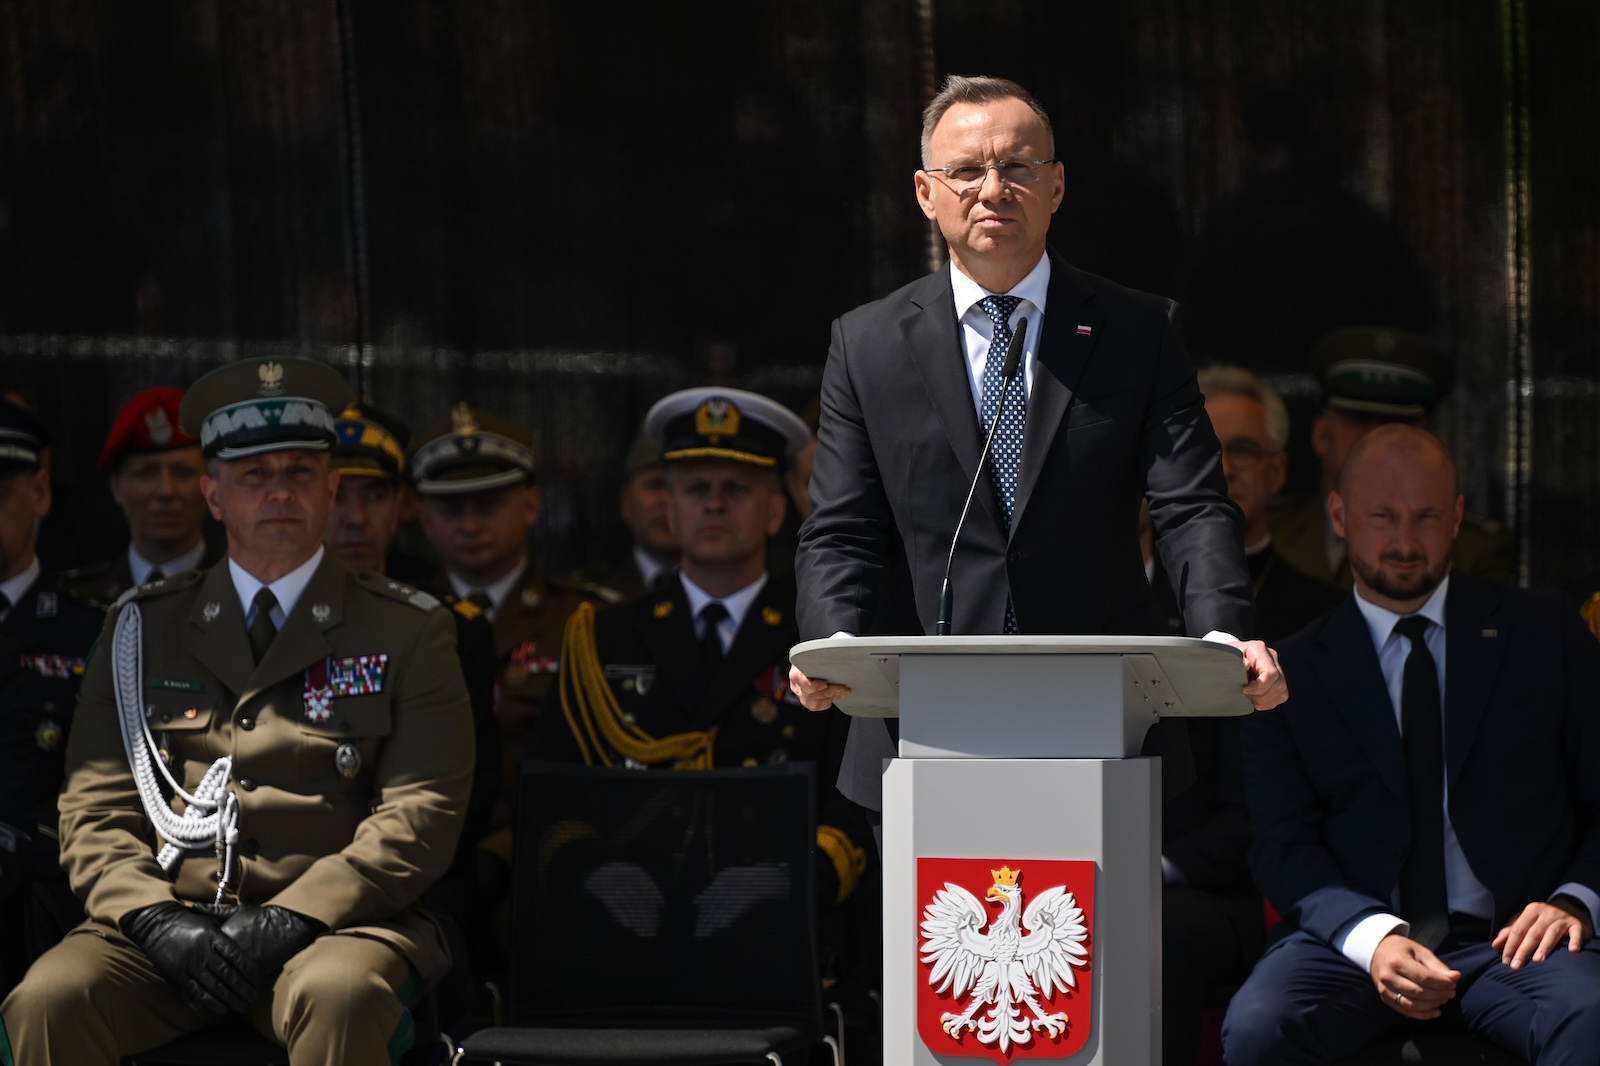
922, 158, 1058, 195
1221, 439, 1276, 469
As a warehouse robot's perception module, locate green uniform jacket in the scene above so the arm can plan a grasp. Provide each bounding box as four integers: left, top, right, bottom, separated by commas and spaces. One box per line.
58, 542, 226, 612
57, 554, 473, 984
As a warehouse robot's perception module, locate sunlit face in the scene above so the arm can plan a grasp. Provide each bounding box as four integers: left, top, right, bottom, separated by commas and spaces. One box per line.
1205, 393, 1286, 542
325, 475, 402, 573
913, 97, 1064, 286
415, 483, 540, 587
109, 447, 208, 557
1330, 444, 1462, 611
0, 468, 49, 582
619, 465, 676, 558
666, 459, 785, 572
202, 450, 337, 572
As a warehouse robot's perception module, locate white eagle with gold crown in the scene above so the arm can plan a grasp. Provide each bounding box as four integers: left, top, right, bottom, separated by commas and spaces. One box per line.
920, 865, 1089, 1053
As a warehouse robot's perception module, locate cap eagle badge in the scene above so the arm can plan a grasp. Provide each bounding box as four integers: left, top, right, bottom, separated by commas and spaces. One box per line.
144, 406, 174, 445
694, 398, 740, 442
257, 361, 285, 396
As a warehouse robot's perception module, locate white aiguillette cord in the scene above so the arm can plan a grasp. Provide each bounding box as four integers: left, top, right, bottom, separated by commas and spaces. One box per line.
112, 603, 240, 903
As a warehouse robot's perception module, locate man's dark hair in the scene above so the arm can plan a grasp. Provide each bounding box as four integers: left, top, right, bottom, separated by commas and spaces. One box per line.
921, 75, 1055, 167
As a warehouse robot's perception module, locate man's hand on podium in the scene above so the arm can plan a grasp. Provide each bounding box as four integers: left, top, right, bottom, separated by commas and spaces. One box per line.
789, 664, 850, 711
1230, 639, 1288, 709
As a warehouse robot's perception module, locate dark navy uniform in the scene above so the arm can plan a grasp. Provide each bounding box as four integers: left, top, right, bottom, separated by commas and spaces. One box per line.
1, 570, 104, 956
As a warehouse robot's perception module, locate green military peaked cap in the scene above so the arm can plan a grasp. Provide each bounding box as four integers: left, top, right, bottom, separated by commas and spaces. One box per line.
1309, 326, 1452, 419
179, 357, 352, 460
408, 403, 536, 495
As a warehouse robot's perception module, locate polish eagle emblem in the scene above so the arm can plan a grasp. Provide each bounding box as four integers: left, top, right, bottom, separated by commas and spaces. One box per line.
920, 864, 1090, 1055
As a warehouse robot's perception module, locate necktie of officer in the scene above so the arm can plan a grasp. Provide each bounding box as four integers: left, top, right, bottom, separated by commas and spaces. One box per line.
248, 588, 280, 665
467, 590, 494, 618
146, 568, 165, 583
979, 293, 1025, 634
1394, 614, 1449, 949
698, 602, 729, 677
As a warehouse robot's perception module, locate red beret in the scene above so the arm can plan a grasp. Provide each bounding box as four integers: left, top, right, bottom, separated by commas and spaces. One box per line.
98, 387, 199, 473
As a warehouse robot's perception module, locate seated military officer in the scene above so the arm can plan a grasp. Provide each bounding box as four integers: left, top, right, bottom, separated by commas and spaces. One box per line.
60, 387, 220, 610
0, 400, 103, 991
0, 359, 473, 1066
543, 386, 871, 916
407, 404, 617, 869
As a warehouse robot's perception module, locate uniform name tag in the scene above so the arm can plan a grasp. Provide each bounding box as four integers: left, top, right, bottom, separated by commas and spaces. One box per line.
150, 678, 204, 692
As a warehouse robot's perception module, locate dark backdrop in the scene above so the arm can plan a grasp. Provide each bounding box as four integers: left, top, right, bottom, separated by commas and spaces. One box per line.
2, 0, 1595, 587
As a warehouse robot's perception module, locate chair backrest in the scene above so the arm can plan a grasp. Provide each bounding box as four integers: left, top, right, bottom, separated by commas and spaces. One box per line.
509, 761, 822, 1030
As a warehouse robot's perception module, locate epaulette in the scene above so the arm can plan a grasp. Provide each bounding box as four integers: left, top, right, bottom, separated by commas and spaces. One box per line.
110, 570, 204, 610
549, 571, 626, 605
355, 570, 441, 612
445, 594, 485, 621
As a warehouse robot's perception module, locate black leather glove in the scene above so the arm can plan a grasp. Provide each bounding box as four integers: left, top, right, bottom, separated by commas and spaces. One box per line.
122, 902, 262, 1015
219, 905, 327, 981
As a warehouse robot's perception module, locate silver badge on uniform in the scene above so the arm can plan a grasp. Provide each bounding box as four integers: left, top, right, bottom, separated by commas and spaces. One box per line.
312, 603, 331, 623
335, 743, 362, 779
520, 588, 541, 610
203, 602, 221, 623
36, 592, 57, 618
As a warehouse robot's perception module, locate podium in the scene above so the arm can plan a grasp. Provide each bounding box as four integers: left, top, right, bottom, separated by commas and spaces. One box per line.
788, 635, 1253, 1066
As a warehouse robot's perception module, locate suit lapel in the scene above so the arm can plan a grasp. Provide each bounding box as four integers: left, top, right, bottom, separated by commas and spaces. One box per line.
636, 578, 706, 730
1315, 596, 1408, 803
243, 555, 344, 704
703, 581, 792, 726
1443, 575, 1508, 789
189, 562, 254, 697
1011, 255, 1103, 537
900, 266, 1003, 532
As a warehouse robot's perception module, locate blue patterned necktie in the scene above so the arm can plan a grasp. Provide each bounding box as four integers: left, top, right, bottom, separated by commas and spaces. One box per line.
979, 293, 1025, 633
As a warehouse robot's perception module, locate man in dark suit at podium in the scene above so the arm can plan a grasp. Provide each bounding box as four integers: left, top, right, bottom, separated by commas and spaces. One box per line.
1224, 425, 1600, 1064
788, 75, 1285, 812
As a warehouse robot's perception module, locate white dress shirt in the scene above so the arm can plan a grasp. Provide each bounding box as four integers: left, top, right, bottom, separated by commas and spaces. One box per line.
681, 572, 768, 655
130, 539, 208, 585
0, 556, 41, 621
948, 253, 1050, 413
229, 546, 325, 630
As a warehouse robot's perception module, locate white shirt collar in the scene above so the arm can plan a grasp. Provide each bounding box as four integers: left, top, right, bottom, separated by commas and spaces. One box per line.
679, 571, 769, 639
1353, 572, 1451, 651
449, 558, 527, 621
129, 539, 208, 585
633, 545, 669, 590
228, 546, 326, 628
949, 252, 1052, 322
0, 555, 41, 612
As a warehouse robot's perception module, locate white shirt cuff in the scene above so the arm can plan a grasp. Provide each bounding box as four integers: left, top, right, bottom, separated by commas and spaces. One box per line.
1551, 883, 1600, 931
1336, 912, 1409, 973
1202, 630, 1238, 643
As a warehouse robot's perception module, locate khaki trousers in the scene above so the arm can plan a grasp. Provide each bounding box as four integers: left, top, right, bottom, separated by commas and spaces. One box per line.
1, 918, 414, 1066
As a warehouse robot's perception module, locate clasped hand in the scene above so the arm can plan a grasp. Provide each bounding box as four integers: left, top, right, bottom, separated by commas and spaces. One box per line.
123, 902, 325, 1015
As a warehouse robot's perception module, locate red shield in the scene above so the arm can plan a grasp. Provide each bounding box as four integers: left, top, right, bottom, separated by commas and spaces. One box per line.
916, 857, 1095, 1061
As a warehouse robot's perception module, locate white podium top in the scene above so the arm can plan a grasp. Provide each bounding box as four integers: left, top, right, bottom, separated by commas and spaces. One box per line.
789, 634, 1253, 719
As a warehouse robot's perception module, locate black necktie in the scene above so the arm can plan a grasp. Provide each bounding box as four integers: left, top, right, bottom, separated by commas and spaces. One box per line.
467, 590, 494, 617
1395, 614, 1449, 949
248, 588, 280, 665
146, 567, 165, 583
698, 602, 728, 677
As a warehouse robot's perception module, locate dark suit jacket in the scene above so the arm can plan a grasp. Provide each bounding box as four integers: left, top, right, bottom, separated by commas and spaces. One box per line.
1242, 573, 1600, 944
796, 252, 1254, 809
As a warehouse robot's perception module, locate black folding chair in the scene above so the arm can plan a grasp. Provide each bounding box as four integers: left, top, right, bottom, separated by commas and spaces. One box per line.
453, 761, 839, 1066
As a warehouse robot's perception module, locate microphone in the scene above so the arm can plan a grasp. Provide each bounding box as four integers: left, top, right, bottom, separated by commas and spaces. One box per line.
936, 316, 1028, 635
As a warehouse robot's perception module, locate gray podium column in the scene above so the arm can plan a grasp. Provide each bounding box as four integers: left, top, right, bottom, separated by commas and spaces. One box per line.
789, 636, 1252, 1066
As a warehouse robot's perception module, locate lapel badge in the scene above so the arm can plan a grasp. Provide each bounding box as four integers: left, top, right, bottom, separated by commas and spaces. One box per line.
1076, 324, 1094, 335
520, 588, 541, 610
203, 601, 221, 623
312, 602, 331, 624
653, 600, 673, 619
750, 696, 779, 725
303, 658, 334, 723
36, 591, 58, 618
761, 606, 782, 626
334, 742, 362, 779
